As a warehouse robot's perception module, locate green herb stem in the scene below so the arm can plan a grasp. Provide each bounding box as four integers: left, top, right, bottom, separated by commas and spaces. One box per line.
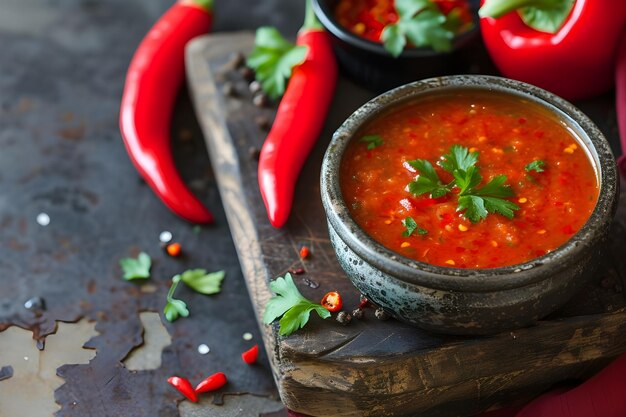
479, 0, 564, 19
302, 0, 323, 32
187, 0, 214, 12
167, 275, 182, 301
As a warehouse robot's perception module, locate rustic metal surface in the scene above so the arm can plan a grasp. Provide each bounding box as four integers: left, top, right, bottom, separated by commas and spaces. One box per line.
0, 0, 304, 415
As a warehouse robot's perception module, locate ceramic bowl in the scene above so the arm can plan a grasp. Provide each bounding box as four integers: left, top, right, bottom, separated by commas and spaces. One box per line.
311, 0, 479, 92
320, 75, 619, 335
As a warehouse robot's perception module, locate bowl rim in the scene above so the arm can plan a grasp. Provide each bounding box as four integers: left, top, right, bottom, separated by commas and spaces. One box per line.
320, 75, 618, 292
311, 0, 479, 58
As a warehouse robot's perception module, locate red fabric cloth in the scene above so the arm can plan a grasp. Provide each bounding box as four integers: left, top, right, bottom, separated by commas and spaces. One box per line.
287, 353, 626, 417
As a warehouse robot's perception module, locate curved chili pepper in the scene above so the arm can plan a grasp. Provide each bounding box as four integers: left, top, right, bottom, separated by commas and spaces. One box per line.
241, 344, 259, 364
120, 0, 214, 224
258, 0, 338, 228
479, 0, 626, 101
167, 376, 198, 402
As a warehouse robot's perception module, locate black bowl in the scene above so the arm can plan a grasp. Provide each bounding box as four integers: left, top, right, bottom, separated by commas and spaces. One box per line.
312, 0, 479, 92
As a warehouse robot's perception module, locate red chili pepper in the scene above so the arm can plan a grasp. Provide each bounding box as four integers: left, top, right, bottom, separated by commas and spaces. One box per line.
120, 0, 214, 224
241, 344, 259, 365
257, 0, 338, 228
321, 291, 343, 312
166, 242, 182, 257
167, 376, 198, 402
194, 372, 227, 393
479, 0, 626, 101
299, 246, 310, 259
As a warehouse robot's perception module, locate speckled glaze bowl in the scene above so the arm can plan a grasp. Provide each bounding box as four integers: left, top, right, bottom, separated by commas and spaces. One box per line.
320, 75, 619, 335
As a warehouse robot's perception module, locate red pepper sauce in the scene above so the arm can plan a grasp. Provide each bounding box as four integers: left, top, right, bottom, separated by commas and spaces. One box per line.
340, 90, 599, 269
334, 0, 472, 43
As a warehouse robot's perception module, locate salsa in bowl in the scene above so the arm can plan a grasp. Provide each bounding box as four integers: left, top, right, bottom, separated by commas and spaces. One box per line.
320, 75, 618, 335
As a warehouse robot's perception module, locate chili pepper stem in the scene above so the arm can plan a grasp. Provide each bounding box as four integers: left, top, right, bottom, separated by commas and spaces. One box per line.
479, 0, 565, 19
302, 0, 323, 32
184, 0, 214, 12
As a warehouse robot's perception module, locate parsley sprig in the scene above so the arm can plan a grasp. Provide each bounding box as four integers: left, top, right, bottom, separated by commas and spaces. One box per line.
402, 216, 427, 237
246, 27, 308, 99
263, 273, 330, 336
381, 0, 464, 57
525, 160, 545, 173
360, 134, 384, 150
164, 269, 226, 322
408, 145, 520, 223
120, 252, 152, 280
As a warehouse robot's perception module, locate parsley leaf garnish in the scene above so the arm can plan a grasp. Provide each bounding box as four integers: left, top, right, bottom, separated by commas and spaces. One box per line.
406, 145, 520, 223
180, 269, 225, 295
360, 134, 384, 150
263, 273, 330, 336
164, 275, 189, 322
247, 27, 308, 99
381, 0, 461, 57
407, 159, 451, 198
120, 252, 151, 280
402, 216, 427, 237
525, 160, 546, 173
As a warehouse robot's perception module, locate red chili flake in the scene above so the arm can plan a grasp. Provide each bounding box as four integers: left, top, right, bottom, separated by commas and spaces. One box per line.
166, 242, 182, 257
299, 246, 310, 259
562, 225, 575, 235
241, 344, 259, 365
359, 294, 370, 309
195, 372, 227, 393
288, 268, 305, 275
321, 291, 343, 312
518, 117, 527, 124
167, 376, 198, 402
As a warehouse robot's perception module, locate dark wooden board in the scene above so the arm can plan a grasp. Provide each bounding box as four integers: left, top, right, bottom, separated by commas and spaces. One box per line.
186, 32, 626, 417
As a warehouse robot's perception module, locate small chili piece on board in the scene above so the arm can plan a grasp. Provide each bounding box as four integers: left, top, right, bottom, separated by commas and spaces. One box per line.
167, 376, 198, 402
241, 344, 259, 365
321, 291, 343, 312
195, 372, 228, 393
299, 246, 310, 259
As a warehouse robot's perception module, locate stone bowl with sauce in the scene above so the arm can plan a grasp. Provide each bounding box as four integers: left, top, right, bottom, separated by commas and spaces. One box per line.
311, 0, 479, 92
320, 75, 619, 335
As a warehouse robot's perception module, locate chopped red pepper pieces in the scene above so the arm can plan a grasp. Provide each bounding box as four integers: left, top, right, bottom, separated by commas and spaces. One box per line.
194, 372, 227, 393
167, 376, 198, 402
299, 246, 310, 259
321, 291, 343, 312
241, 344, 259, 365
166, 242, 182, 257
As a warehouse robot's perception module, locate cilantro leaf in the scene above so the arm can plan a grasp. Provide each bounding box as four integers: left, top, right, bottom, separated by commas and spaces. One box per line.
452, 165, 481, 194
120, 252, 151, 280
180, 268, 225, 295
457, 174, 519, 222
381, 0, 456, 57
407, 159, 450, 198
360, 134, 384, 150
402, 216, 427, 237
263, 273, 330, 337
482, 197, 520, 220
457, 195, 487, 223
439, 144, 479, 173
473, 175, 514, 198
525, 160, 546, 173
164, 275, 189, 322
164, 299, 189, 322
247, 27, 308, 99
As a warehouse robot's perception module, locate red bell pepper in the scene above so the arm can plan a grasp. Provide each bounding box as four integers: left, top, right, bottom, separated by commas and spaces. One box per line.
257, 0, 338, 228
120, 0, 214, 224
479, 0, 626, 101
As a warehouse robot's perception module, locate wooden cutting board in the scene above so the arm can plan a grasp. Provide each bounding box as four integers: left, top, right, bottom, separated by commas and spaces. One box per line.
185, 32, 626, 417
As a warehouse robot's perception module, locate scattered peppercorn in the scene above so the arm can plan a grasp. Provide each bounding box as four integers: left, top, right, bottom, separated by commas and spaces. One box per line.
249, 80, 262, 95
248, 146, 261, 161
374, 307, 390, 321
252, 93, 269, 108
166, 242, 182, 257
222, 81, 237, 97
359, 295, 370, 309
241, 344, 259, 365
167, 376, 198, 402
336, 311, 352, 325
302, 277, 319, 288
239, 66, 254, 81
24, 296, 46, 311
255, 115, 271, 130
351, 308, 364, 320
299, 246, 310, 259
